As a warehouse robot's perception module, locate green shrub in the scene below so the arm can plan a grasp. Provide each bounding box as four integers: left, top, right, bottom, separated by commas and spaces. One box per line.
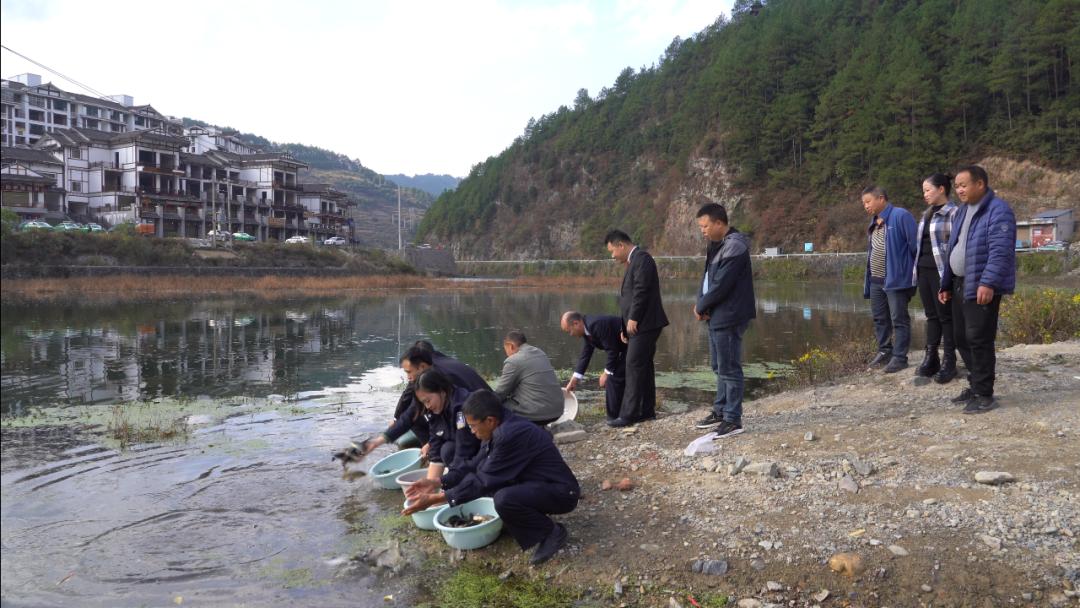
1000, 288, 1080, 344
1016, 251, 1069, 276
784, 329, 876, 388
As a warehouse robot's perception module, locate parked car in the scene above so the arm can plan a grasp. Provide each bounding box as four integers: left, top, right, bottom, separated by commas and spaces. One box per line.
323, 236, 347, 246
54, 221, 82, 232
19, 220, 53, 232
84, 223, 105, 232
1037, 241, 1067, 251
206, 229, 232, 240
284, 235, 309, 244
232, 231, 256, 242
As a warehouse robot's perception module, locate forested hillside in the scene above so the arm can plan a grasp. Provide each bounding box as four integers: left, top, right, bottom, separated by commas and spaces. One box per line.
180, 118, 433, 248
418, 0, 1078, 259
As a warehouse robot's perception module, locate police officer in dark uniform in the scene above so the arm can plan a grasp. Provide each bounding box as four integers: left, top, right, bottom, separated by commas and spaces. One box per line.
359, 343, 490, 456
413, 368, 481, 484
405, 390, 580, 565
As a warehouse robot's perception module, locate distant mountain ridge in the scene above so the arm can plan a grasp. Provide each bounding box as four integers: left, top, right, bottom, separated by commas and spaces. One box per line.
384, 174, 460, 198
180, 117, 432, 248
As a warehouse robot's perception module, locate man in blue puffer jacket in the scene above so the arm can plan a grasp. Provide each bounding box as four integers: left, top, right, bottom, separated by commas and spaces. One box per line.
939, 166, 1016, 414
862, 186, 918, 373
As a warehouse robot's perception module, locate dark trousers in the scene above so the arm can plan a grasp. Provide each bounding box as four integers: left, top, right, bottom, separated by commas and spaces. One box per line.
916, 266, 954, 351
951, 276, 1002, 396
621, 328, 661, 421
869, 283, 915, 360
603, 369, 627, 420
493, 481, 580, 549
709, 321, 748, 424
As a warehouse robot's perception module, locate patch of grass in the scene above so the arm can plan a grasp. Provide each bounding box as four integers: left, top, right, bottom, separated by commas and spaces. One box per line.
1000, 288, 1080, 344
107, 403, 190, 449
783, 329, 876, 388
418, 564, 576, 608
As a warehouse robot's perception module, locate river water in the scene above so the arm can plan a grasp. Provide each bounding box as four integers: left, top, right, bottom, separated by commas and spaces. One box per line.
0, 280, 926, 606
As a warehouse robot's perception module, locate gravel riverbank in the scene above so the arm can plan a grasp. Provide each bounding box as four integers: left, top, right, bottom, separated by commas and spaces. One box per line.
393, 341, 1079, 607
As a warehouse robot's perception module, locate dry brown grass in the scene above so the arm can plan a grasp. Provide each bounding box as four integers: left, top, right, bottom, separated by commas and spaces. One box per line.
508, 275, 621, 288
0, 274, 483, 304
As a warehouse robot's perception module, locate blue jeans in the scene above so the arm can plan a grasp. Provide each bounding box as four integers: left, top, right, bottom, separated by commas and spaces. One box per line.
709, 321, 748, 424
869, 283, 914, 360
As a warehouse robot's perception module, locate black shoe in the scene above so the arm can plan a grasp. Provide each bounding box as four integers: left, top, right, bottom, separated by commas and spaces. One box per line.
915, 346, 940, 377
962, 395, 998, 414
934, 351, 957, 384
867, 352, 890, 368
883, 357, 908, 374
951, 388, 976, 403
695, 412, 723, 429
606, 417, 633, 428
714, 420, 744, 438
636, 413, 657, 422
530, 523, 568, 565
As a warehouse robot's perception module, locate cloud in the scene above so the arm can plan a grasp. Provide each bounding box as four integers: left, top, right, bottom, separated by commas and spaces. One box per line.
1, 0, 732, 175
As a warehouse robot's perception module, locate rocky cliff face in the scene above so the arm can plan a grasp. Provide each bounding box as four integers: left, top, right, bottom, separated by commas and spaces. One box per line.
441, 154, 1078, 260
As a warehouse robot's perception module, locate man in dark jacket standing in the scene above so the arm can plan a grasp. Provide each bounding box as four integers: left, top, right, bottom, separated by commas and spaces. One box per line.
692, 204, 756, 438
861, 186, 918, 373
403, 390, 580, 565
560, 311, 627, 421
939, 166, 1016, 414
605, 230, 669, 427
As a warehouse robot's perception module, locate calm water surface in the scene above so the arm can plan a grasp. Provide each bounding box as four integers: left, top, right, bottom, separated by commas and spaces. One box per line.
0, 281, 926, 606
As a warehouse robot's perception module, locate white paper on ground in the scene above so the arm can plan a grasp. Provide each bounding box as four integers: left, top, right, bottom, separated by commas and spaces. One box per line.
684, 431, 720, 456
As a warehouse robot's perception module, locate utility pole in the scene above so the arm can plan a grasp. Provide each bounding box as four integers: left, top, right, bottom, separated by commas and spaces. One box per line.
397, 185, 402, 250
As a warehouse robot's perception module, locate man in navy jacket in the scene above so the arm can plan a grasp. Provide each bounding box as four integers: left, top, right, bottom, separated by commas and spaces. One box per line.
404, 390, 580, 565
939, 166, 1016, 414
692, 203, 756, 438
862, 186, 918, 373
561, 311, 627, 421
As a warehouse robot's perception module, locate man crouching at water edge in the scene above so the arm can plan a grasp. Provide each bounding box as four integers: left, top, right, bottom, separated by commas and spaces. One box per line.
403, 390, 580, 565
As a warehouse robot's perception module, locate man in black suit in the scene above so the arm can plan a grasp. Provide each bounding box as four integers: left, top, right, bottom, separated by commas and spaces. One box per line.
605, 230, 669, 427
560, 311, 627, 421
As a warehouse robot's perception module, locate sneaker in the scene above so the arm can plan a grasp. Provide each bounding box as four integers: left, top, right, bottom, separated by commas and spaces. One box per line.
950, 388, 975, 403
695, 412, 724, 430
867, 352, 890, 368
962, 395, 997, 414
882, 357, 908, 374
714, 421, 744, 438
530, 523, 568, 565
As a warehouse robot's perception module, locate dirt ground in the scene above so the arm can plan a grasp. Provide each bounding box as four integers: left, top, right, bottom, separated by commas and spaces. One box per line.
398, 341, 1080, 608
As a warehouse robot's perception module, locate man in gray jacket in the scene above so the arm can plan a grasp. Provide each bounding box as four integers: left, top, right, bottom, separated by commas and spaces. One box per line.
493, 330, 565, 425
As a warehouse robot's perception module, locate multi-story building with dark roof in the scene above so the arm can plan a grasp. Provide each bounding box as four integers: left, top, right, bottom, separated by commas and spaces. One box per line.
1, 73, 181, 147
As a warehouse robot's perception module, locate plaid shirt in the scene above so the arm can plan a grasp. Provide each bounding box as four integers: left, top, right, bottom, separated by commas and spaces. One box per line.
912, 200, 958, 281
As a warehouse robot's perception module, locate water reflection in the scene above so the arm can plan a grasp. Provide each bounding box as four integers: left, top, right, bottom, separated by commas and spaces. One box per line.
1, 281, 924, 414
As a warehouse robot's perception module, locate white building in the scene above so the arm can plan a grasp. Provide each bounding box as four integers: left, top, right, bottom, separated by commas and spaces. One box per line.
0, 146, 65, 219
1, 73, 181, 147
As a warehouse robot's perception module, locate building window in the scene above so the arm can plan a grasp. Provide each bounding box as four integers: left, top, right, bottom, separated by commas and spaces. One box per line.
51, 99, 68, 111
70, 181, 82, 192
28, 109, 45, 121
69, 147, 82, 159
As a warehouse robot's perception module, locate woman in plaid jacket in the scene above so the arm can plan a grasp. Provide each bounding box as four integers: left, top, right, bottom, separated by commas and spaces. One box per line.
912, 173, 959, 382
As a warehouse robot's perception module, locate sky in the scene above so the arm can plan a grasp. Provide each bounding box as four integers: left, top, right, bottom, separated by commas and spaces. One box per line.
1, 0, 733, 177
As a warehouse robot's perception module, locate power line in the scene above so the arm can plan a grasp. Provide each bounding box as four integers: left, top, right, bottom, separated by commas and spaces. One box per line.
1, 44, 112, 100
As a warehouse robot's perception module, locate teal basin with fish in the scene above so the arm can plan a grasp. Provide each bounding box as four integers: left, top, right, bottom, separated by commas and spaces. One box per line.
433, 497, 503, 550
370, 448, 423, 489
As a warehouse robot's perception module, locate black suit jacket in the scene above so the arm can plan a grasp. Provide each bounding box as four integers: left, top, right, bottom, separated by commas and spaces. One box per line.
619, 247, 669, 333
574, 314, 627, 376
